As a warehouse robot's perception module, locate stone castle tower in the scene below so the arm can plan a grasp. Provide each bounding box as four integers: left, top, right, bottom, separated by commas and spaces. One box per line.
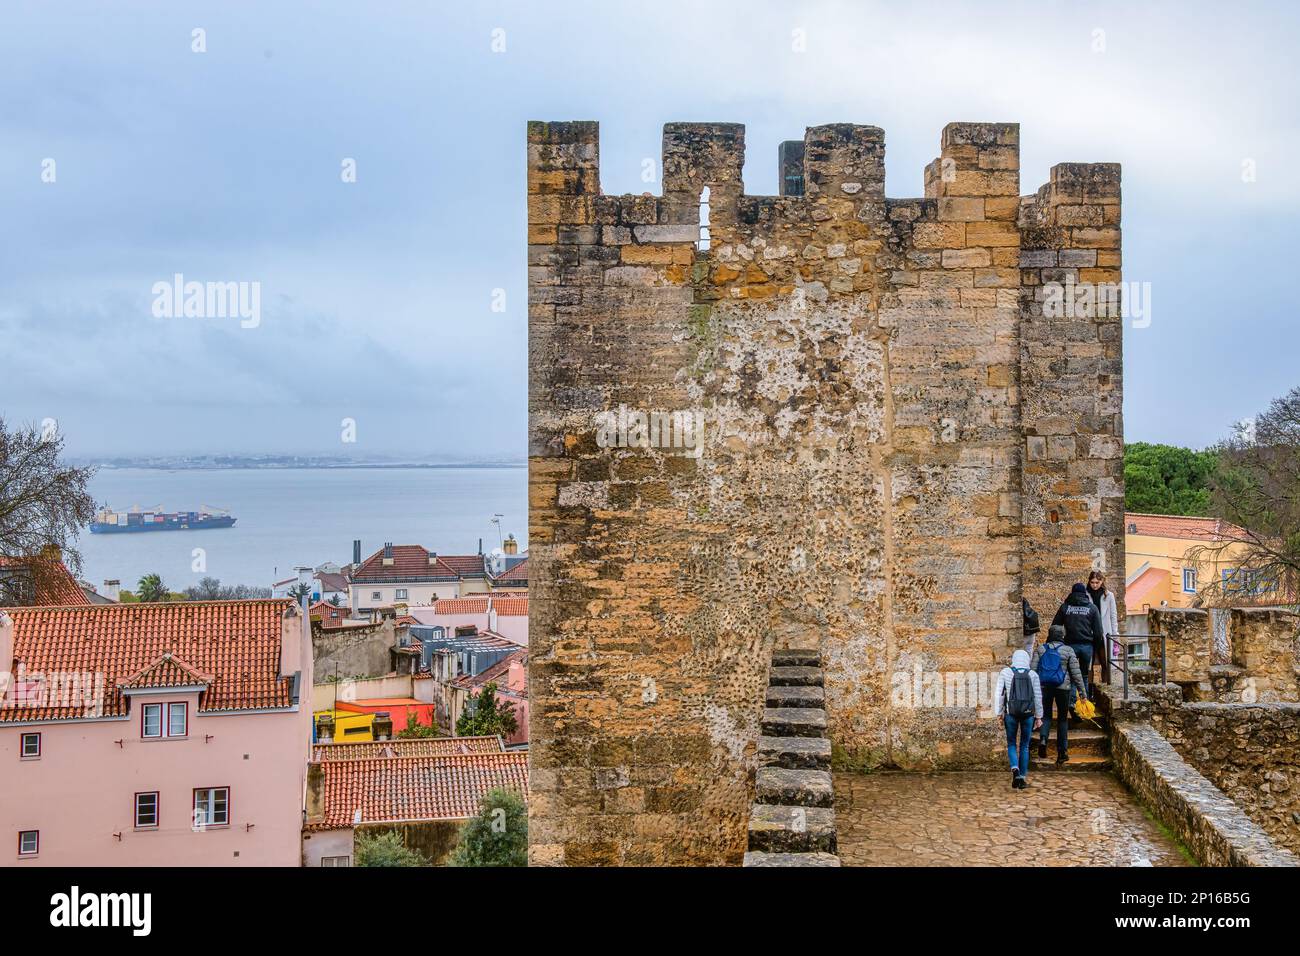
527, 120, 1123, 865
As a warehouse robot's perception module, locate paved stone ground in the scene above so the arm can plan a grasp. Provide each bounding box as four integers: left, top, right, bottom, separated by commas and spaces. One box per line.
836, 771, 1189, 867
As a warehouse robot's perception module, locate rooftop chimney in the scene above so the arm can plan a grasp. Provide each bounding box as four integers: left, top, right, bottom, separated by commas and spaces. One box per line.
478, 537, 483, 555
373, 712, 393, 741
428, 550, 438, 566
102, 579, 121, 602
353, 539, 361, 566
503, 534, 518, 556
382, 542, 394, 567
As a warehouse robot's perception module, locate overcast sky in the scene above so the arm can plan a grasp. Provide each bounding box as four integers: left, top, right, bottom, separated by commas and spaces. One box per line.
2, 0, 1295, 458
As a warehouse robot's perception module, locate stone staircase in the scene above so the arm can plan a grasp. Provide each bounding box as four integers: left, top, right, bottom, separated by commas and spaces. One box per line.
1029, 708, 1112, 773
742, 649, 841, 867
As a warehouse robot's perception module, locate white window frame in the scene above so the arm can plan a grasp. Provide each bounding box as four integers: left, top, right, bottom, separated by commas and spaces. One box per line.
141, 702, 163, 738
167, 701, 188, 738
20, 733, 41, 759
371, 591, 382, 601
18, 830, 38, 856
321, 855, 351, 867
135, 792, 159, 829
193, 787, 230, 828
395, 588, 408, 600
1182, 568, 1198, 593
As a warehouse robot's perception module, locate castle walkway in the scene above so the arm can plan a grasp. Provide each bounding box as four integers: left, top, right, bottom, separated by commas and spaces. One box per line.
835, 771, 1189, 866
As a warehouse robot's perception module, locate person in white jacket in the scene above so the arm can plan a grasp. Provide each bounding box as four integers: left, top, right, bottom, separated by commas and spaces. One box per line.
993, 648, 1043, 789
1087, 570, 1120, 672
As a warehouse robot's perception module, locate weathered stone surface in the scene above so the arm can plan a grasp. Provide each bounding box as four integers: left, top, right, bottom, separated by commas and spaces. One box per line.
757, 734, 833, 770
755, 768, 835, 808
768, 665, 824, 687
772, 649, 821, 668
761, 707, 828, 738
1111, 720, 1297, 866
742, 850, 841, 867
765, 684, 826, 708
747, 803, 837, 853
529, 119, 1124, 865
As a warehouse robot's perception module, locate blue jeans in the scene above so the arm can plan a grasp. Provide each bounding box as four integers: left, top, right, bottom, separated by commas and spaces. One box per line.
1070, 643, 1093, 704
1004, 713, 1034, 776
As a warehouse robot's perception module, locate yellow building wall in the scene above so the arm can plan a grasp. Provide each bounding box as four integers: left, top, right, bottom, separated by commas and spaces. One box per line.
1125, 532, 1262, 610
314, 709, 375, 742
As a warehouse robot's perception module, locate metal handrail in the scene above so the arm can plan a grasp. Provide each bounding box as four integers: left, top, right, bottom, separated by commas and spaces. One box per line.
1106, 631, 1167, 701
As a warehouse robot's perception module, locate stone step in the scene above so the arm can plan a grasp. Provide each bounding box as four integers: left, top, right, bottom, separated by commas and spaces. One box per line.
765, 684, 825, 708
1029, 754, 1112, 773
746, 803, 837, 854
743, 850, 841, 867
772, 649, 821, 668
768, 665, 824, 687
1040, 731, 1109, 757
761, 707, 827, 738
758, 735, 832, 771
755, 767, 834, 808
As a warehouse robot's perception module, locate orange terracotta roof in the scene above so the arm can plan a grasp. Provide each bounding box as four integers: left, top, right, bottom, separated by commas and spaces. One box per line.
1124, 566, 1167, 609
0, 600, 297, 722
493, 597, 528, 616
432, 597, 490, 615
119, 651, 214, 690
1125, 513, 1252, 543
307, 751, 529, 829
311, 737, 504, 762
0, 556, 92, 607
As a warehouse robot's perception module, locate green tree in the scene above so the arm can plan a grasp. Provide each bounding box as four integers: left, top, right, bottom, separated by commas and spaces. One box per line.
1123, 442, 1219, 516
448, 788, 527, 867
136, 573, 169, 603
288, 582, 313, 603
0, 417, 97, 605
354, 830, 428, 867
1188, 389, 1300, 606
455, 682, 518, 738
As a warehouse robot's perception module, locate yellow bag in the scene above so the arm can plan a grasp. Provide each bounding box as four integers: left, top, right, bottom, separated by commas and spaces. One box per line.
1074, 697, 1097, 720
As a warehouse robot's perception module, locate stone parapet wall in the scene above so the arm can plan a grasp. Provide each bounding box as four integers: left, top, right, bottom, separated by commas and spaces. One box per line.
1110, 721, 1296, 866
1229, 608, 1300, 701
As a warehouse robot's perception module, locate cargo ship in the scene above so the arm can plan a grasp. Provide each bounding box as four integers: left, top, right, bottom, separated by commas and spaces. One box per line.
89, 505, 237, 534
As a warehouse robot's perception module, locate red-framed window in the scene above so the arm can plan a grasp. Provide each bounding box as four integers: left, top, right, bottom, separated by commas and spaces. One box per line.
193, 787, 229, 828
17, 830, 38, 856
134, 792, 159, 829
141, 702, 188, 738
20, 733, 41, 758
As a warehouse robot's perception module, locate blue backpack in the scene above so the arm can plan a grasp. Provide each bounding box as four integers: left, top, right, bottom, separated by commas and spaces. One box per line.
1037, 643, 1066, 687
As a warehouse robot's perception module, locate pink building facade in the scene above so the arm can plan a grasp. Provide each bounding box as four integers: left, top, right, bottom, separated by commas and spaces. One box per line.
1, 600, 312, 866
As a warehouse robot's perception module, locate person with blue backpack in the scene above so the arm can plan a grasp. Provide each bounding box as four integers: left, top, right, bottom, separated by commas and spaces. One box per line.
993, 648, 1042, 789
1031, 624, 1088, 765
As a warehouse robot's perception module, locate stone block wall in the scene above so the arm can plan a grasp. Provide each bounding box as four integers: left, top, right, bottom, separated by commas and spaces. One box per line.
528, 120, 1123, 866
1149, 699, 1300, 856
1147, 607, 1214, 687
1230, 608, 1300, 701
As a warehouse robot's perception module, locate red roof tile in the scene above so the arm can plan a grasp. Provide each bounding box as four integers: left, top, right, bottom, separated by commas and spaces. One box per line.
0, 556, 92, 607
351, 545, 461, 583
493, 556, 529, 584
0, 600, 298, 722
438, 554, 487, 576
493, 597, 528, 617
119, 651, 214, 690
310, 737, 504, 762
307, 751, 529, 829
432, 597, 490, 615
1125, 513, 1252, 542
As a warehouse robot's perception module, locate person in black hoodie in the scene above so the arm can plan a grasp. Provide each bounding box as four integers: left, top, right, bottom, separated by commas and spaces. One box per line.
1052, 582, 1108, 695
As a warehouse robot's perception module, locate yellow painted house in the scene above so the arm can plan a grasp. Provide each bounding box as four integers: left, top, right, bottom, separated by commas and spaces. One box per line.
312, 709, 375, 742
1124, 512, 1278, 611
